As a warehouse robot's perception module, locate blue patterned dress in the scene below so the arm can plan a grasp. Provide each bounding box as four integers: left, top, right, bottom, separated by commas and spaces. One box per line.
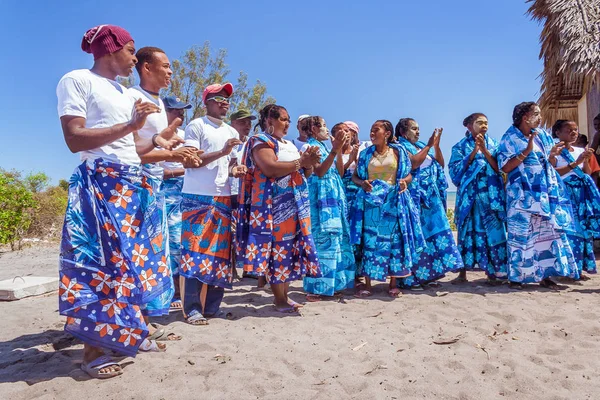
397, 138, 463, 287
497, 126, 578, 283
350, 144, 425, 281
303, 139, 355, 296
555, 147, 600, 274
449, 134, 508, 278
59, 159, 171, 356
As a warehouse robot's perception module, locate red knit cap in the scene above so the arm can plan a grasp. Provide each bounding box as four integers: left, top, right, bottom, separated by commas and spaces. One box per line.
81, 25, 134, 60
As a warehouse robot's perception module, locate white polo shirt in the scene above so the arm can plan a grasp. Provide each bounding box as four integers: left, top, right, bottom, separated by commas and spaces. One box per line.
182, 116, 239, 196
56, 69, 140, 166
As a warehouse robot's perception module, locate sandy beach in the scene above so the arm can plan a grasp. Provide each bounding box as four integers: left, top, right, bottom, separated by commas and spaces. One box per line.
1, 243, 599, 400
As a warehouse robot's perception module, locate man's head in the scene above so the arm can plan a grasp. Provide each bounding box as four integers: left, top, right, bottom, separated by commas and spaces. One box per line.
163, 96, 192, 125
203, 83, 234, 120
230, 109, 256, 139
135, 47, 172, 91
81, 25, 136, 78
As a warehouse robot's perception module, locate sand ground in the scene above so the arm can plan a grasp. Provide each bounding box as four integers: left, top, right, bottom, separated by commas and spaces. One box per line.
1, 244, 599, 400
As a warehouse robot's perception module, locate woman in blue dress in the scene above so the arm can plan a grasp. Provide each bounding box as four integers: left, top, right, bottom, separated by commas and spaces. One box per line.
497, 102, 579, 289
395, 118, 463, 290
550, 119, 600, 279
302, 117, 356, 301
448, 113, 508, 284
350, 120, 424, 297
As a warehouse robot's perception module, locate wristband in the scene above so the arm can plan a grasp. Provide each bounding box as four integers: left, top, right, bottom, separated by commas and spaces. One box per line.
152, 134, 159, 147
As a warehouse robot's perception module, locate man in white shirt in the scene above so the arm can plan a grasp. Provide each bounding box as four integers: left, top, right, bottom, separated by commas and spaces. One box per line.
179, 83, 246, 325
56, 25, 183, 378
292, 114, 310, 151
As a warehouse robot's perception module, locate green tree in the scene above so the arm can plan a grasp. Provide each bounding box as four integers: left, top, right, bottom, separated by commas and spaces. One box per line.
58, 179, 69, 191
24, 172, 51, 193
0, 170, 37, 250
167, 41, 275, 122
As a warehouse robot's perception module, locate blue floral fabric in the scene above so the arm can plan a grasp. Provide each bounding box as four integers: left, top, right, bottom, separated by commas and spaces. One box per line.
397, 138, 463, 286
557, 148, 600, 274
161, 177, 184, 278
448, 133, 508, 278
349, 144, 425, 281
59, 159, 171, 356
497, 126, 578, 283
303, 138, 355, 296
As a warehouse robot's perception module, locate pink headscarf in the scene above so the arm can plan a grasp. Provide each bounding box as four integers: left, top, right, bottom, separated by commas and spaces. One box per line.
344, 121, 359, 134
81, 25, 134, 60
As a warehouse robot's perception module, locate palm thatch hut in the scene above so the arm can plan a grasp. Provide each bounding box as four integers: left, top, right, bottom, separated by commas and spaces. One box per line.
527, 0, 600, 137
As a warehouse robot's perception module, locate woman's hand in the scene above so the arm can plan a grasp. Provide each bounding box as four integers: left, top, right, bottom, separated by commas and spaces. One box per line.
433, 128, 443, 148
332, 131, 349, 153
350, 144, 360, 161
361, 179, 373, 193
398, 179, 408, 194
525, 130, 538, 153
300, 146, 321, 169
231, 165, 248, 178
550, 142, 565, 159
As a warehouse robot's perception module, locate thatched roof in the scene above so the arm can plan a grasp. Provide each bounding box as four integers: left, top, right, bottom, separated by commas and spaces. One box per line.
527, 0, 600, 125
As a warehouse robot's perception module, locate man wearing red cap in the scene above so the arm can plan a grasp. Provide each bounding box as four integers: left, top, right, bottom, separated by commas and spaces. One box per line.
56, 25, 183, 378
179, 83, 246, 325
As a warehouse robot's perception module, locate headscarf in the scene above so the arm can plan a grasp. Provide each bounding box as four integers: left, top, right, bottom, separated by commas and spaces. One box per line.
81, 25, 134, 60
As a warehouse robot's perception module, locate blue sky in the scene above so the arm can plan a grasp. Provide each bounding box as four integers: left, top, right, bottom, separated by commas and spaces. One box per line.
0, 0, 543, 186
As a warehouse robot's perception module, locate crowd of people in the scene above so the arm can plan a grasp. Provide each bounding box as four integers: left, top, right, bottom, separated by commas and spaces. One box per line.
56, 25, 600, 379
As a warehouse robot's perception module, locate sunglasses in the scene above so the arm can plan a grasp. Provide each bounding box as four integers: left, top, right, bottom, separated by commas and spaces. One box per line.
207, 96, 231, 104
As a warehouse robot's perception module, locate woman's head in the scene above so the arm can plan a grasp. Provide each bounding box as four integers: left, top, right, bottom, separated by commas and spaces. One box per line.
394, 118, 418, 143
370, 120, 394, 146
512, 102, 541, 130
463, 113, 488, 137
332, 122, 352, 147
257, 104, 290, 138
305, 116, 329, 142
552, 119, 579, 143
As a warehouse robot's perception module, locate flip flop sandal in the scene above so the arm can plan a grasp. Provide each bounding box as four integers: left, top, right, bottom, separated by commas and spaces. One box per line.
80, 355, 122, 379
354, 289, 372, 298
287, 299, 304, 308
273, 305, 299, 313
428, 282, 442, 288
509, 282, 524, 290
305, 294, 322, 302
156, 332, 183, 341
139, 338, 166, 352
388, 288, 401, 297
147, 324, 166, 341
409, 285, 425, 291
186, 312, 209, 326
169, 299, 183, 312
540, 279, 560, 290
450, 277, 468, 285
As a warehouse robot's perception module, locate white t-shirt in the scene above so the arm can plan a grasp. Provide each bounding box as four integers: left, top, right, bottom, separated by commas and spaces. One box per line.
128, 86, 167, 141
56, 69, 140, 165
342, 153, 356, 175
556, 147, 584, 179
254, 138, 300, 162
182, 116, 239, 196
420, 155, 433, 169
161, 128, 186, 170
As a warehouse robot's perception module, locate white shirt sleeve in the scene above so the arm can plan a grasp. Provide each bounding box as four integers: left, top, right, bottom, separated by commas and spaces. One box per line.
56, 75, 89, 118
184, 122, 202, 149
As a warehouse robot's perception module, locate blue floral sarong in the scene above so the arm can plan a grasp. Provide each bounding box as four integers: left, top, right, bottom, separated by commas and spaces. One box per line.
303, 139, 355, 296
59, 159, 170, 356
397, 138, 463, 286
161, 177, 184, 278
350, 144, 424, 281
557, 148, 600, 274
497, 126, 578, 283
449, 134, 508, 278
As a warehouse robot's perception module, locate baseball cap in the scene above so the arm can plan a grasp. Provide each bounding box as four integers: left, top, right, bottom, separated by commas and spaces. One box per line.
162, 96, 192, 110
230, 109, 257, 121
202, 82, 234, 104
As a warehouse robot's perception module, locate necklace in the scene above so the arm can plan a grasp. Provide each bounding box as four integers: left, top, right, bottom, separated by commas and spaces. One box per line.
374, 146, 390, 161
